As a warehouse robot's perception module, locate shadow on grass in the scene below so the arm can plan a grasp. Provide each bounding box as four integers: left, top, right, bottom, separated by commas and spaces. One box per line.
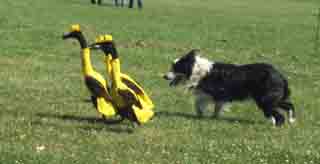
69, 0, 115, 7
37, 113, 123, 124
82, 98, 93, 103
98, 3, 119, 7
36, 113, 135, 133
156, 111, 261, 125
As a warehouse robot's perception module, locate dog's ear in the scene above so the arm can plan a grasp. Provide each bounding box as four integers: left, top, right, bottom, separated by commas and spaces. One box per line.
189, 49, 201, 57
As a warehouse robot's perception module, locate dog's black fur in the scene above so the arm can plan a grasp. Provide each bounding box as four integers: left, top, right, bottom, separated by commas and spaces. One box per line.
164, 49, 295, 126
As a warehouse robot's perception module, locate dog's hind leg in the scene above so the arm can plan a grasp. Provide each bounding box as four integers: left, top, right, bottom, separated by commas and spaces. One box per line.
278, 100, 296, 123
256, 86, 289, 126
271, 109, 285, 126
213, 101, 228, 118
261, 106, 285, 126
256, 97, 285, 126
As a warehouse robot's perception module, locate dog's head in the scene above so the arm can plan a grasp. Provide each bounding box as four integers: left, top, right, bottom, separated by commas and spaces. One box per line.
164, 49, 212, 87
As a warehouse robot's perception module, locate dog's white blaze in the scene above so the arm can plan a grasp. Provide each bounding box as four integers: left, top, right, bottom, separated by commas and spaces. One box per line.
188, 56, 214, 87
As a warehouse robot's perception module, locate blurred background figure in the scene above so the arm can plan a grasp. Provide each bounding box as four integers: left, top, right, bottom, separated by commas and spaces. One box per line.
91, 0, 102, 5
115, 0, 125, 7
129, 0, 142, 9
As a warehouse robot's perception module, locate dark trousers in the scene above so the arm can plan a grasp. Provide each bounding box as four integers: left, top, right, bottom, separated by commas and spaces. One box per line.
129, 0, 142, 8
91, 0, 102, 5
115, 0, 125, 7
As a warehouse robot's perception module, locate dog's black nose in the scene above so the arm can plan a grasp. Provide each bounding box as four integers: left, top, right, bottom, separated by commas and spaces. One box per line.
163, 74, 169, 80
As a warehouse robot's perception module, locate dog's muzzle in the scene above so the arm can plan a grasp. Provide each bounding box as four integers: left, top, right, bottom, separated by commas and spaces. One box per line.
163, 72, 175, 80
163, 72, 183, 86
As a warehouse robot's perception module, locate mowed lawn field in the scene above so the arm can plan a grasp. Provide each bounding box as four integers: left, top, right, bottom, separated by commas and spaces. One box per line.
1, 0, 320, 163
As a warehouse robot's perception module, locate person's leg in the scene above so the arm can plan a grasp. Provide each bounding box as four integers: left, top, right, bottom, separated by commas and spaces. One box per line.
115, 0, 119, 6
121, 0, 124, 7
98, 0, 102, 5
128, 0, 133, 8
137, 0, 143, 8
91, 0, 96, 4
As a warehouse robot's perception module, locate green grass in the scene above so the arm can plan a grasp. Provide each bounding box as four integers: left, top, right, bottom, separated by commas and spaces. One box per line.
1, 0, 320, 163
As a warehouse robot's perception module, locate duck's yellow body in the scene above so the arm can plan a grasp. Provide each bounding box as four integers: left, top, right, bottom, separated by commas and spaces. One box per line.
103, 53, 154, 123
64, 24, 154, 124
81, 48, 117, 117
63, 24, 116, 118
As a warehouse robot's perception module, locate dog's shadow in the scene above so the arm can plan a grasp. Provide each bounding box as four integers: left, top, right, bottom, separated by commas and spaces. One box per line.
156, 111, 261, 125
35, 113, 134, 133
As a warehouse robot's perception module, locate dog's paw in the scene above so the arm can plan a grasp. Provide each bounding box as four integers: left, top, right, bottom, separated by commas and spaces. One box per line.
289, 117, 296, 124
222, 103, 232, 113
269, 117, 276, 126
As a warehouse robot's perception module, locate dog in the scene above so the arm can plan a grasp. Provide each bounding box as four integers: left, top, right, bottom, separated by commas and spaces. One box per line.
163, 49, 296, 126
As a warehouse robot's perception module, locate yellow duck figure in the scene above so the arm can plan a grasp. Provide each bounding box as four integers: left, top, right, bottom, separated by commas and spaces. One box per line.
91, 35, 154, 124
62, 25, 117, 118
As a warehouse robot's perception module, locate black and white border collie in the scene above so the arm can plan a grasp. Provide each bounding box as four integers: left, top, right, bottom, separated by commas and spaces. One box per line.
163, 49, 296, 126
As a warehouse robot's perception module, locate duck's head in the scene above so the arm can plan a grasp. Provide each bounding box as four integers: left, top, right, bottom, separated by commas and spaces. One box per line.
63, 24, 87, 49
90, 34, 118, 58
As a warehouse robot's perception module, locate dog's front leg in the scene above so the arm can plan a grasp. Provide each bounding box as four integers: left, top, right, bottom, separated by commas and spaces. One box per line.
195, 94, 210, 117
